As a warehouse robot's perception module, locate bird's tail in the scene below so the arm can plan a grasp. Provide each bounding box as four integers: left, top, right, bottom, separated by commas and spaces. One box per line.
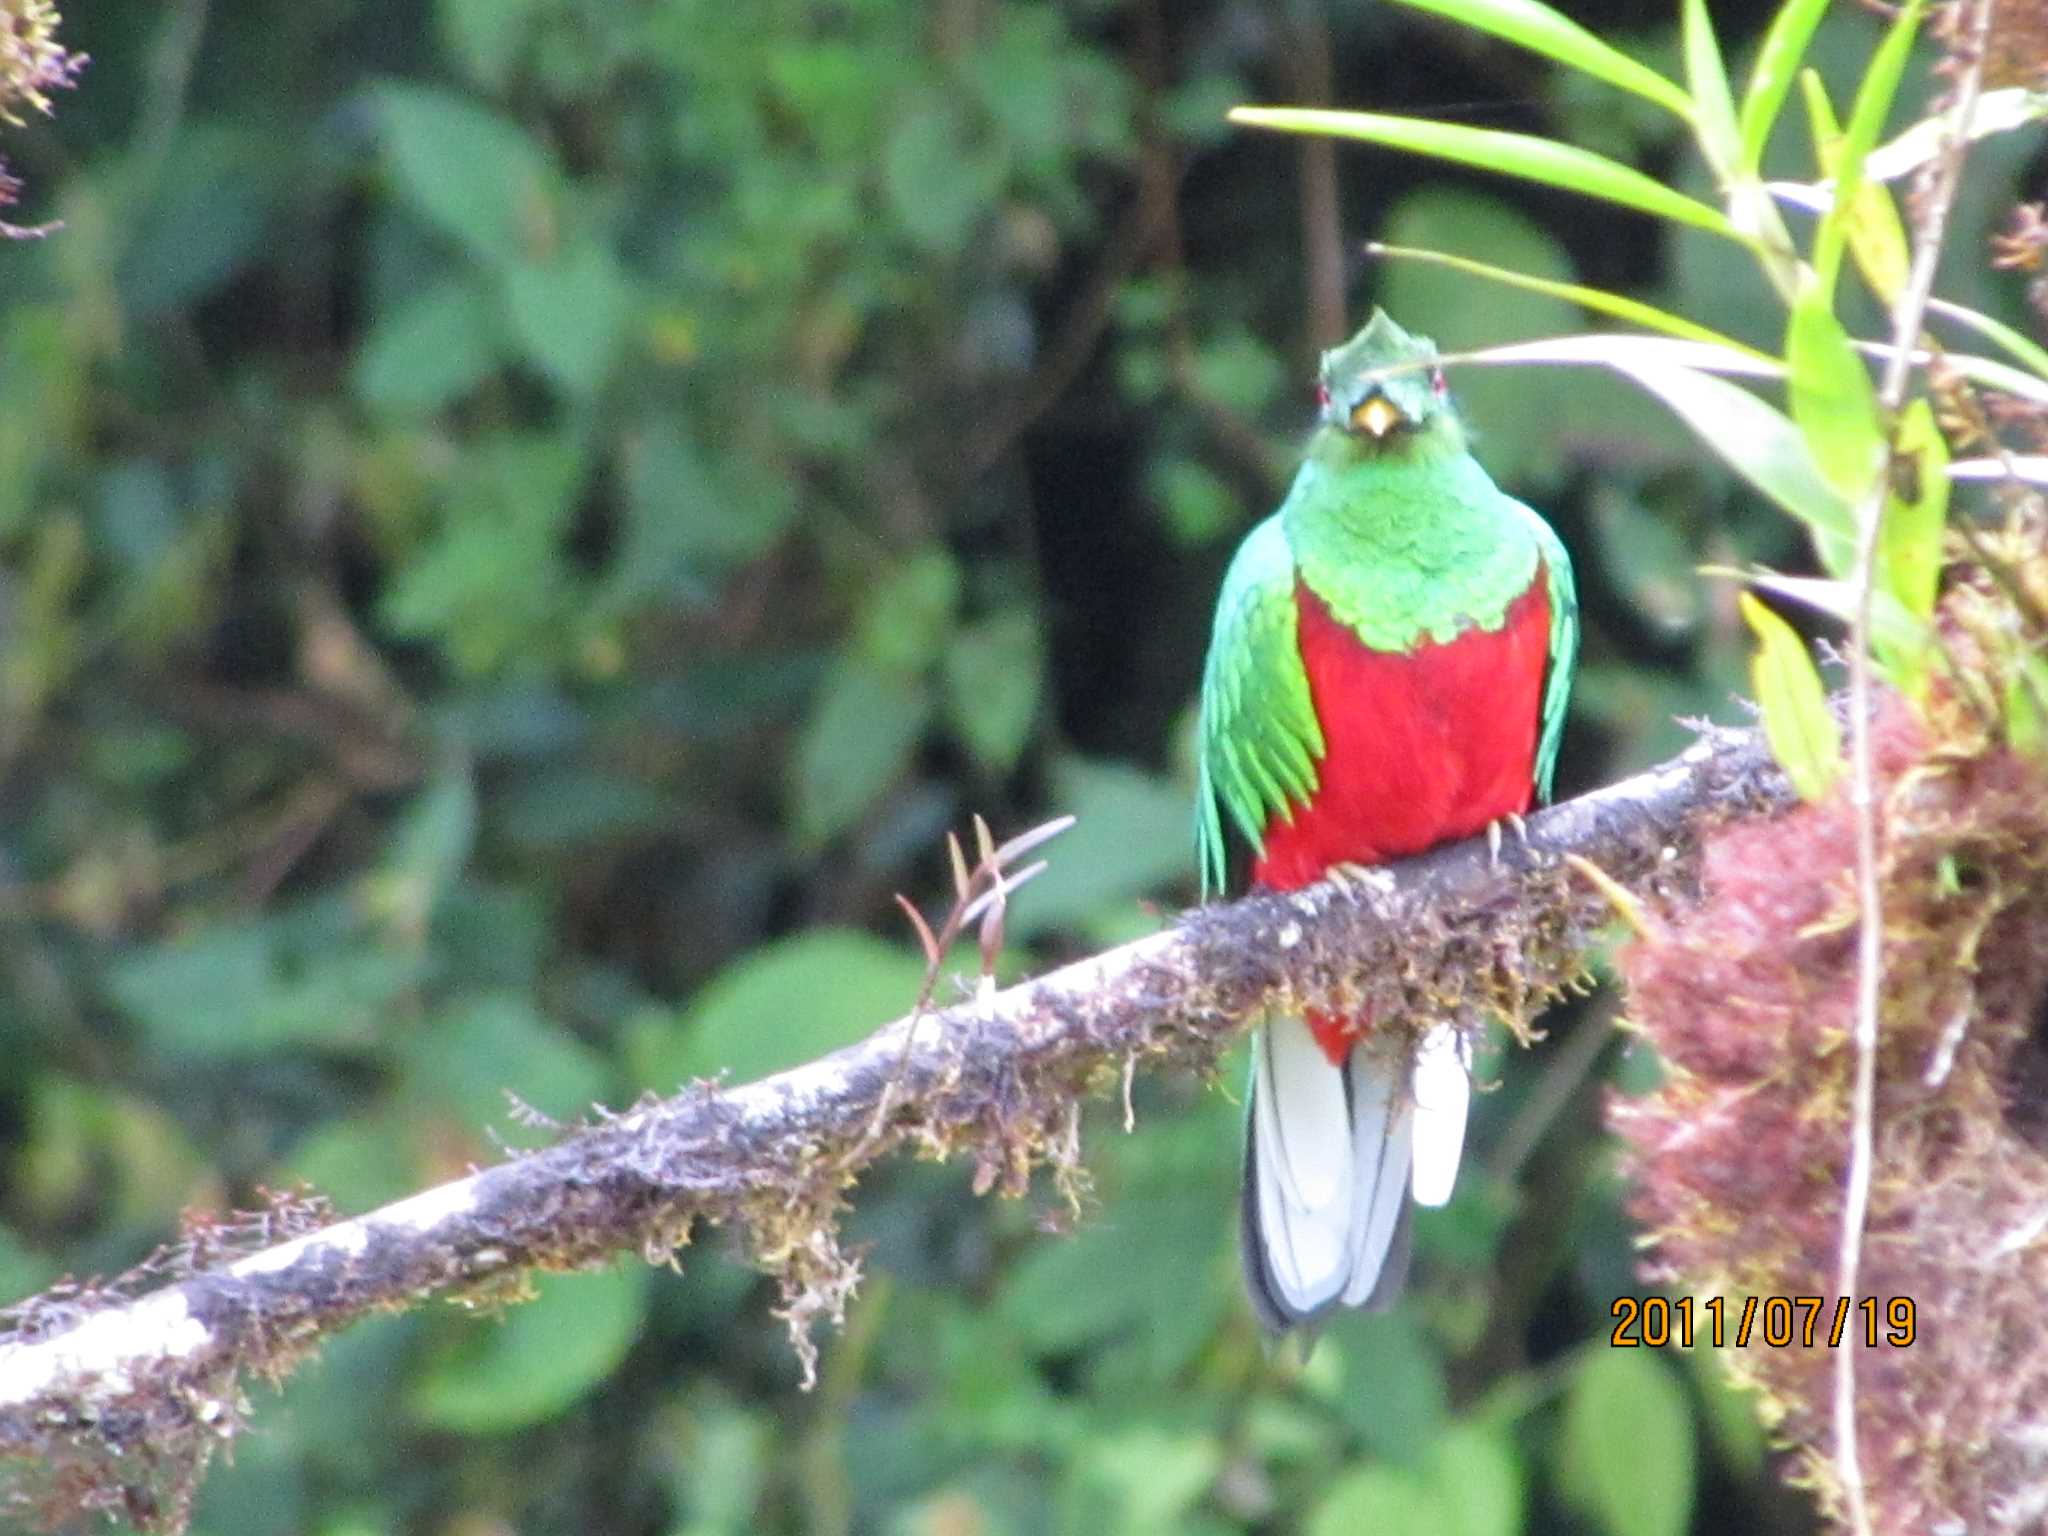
1240, 1013, 1471, 1331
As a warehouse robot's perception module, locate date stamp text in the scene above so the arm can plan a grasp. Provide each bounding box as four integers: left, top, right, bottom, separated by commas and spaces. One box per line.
1610, 1295, 1916, 1349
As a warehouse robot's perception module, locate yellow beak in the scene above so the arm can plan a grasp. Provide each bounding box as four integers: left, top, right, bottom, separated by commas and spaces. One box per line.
1350, 394, 1404, 438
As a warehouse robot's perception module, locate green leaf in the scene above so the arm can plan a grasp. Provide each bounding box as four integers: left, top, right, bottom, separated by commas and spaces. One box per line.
2008, 653, 2048, 758
1813, 0, 1925, 300
1227, 108, 1738, 239
373, 83, 560, 265
1785, 291, 1884, 506
1367, 241, 1765, 354
1428, 1422, 1524, 1536
411, 1265, 648, 1432
352, 278, 501, 415
1301, 1421, 1523, 1536
115, 124, 287, 318
105, 910, 421, 1060
1147, 455, 1240, 544
373, 755, 479, 918
1740, 590, 1843, 802
1736, 0, 1831, 176
0, 1226, 57, 1305
503, 241, 634, 395
853, 548, 962, 674
1910, 347, 2048, 406
942, 609, 1042, 773
1683, 1348, 1768, 1482
497, 766, 664, 847
616, 423, 797, 601
1680, 0, 1740, 177
1005, 757, 1192, 940
1864, 85, 2048, 183
1451, 334, 1781, 376
1884, 397, 1948, 624
1000, 1188, 1227, 1369
1926, 296, 2048, 384
1384, 0, 1691, 120
1799, 74, 1910, 305
1560, 1348, 1697, 1536
635, 929, 930, 1087
1069, 1428, 1224, 1535
285, 1103, 421, 1212
1603, 355, 1854, 573
792, 660, 932, 843
883, 103, 1000, 254
403, 992, 612, 1129
1731, 569, 1928, 680
1314, 1310, 1451, 1464
1306, 1466, 1437, 1536
380, 433, 587, 673
1590, 481, 1706, 637
436, 0, 546, 89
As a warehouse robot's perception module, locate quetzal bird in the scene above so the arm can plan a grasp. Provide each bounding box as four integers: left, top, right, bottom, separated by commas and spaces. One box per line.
1196, 310, 1577, 1330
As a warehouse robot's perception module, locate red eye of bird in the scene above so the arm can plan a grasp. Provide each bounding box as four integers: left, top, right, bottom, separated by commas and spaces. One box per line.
1431, 368, 1448, 396
1315, 381, 1331, 409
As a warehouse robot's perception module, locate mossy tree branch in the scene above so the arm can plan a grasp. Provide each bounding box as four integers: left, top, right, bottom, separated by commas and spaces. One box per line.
0, 721, 1793, 1532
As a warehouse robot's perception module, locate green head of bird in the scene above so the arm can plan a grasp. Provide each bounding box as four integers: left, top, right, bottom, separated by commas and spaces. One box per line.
1314, 309, 1461, 458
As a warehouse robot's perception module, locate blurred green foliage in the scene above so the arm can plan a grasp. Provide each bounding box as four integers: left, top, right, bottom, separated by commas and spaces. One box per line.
0, 1, 2035, 1533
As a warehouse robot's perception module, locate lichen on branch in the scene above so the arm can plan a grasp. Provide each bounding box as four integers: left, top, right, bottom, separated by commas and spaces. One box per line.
0, 719, 1790, 1535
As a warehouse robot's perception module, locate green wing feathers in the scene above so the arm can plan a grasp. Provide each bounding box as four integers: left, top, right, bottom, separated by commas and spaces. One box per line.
1196, 517, 1323, 897
1517, 499, 1579, 804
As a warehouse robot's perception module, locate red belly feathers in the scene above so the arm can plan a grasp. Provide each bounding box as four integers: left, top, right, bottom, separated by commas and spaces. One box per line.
1253, 570, 1553, 1062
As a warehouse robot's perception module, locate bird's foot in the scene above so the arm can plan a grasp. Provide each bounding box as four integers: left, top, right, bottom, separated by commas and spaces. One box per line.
1325, 861, 1379, 901
1484, 813, 1532, 870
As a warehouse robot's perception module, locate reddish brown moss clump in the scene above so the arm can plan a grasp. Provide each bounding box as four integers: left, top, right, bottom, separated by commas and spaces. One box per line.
1614, 569, 2048, 1534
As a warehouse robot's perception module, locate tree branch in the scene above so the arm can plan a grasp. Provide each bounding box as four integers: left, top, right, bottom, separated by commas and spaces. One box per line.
0, 721, 1793, 1527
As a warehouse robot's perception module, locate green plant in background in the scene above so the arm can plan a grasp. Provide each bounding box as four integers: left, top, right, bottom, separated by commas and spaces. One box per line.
1236, 0, 2048, 1530
1232, 0, 2035, 762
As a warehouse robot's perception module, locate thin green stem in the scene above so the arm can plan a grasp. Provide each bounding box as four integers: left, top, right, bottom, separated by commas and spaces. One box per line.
1835, 4, 1993, 1531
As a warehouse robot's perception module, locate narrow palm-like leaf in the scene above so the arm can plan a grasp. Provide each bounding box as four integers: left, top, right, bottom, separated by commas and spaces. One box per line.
1770, 89, 2048, 214
1949, 456, 2048, 485
1856, 343, 2048, 405
2008, 653, 2048, 757
1737, 0, 1833, 177
1740, 591, 1843, 802
1610, 356, 1853, 571
1786, 291, 1884, 503
1385, 0, 1694, 119
1731, 570, 1926, 671
1801, 72, 1909, 303
1812, 0, 1924, 299
1227, 108, 1738, 238
1438, 334, 1783, 376
1865, 86, 2048, 182
1364, 243, 1770, 355
1431, 334, 1851, 569
1884, 398, 1948, 626
1682, 0, 1742, 177
1926, 297, 2048, 384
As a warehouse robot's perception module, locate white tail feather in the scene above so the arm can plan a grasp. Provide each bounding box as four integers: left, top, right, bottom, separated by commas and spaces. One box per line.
1244, 1015, 1417, 1325
1340, 1041, 1413, 1308
1250, 1013, 1354, 1311
1409, 1022, 1472, 1208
